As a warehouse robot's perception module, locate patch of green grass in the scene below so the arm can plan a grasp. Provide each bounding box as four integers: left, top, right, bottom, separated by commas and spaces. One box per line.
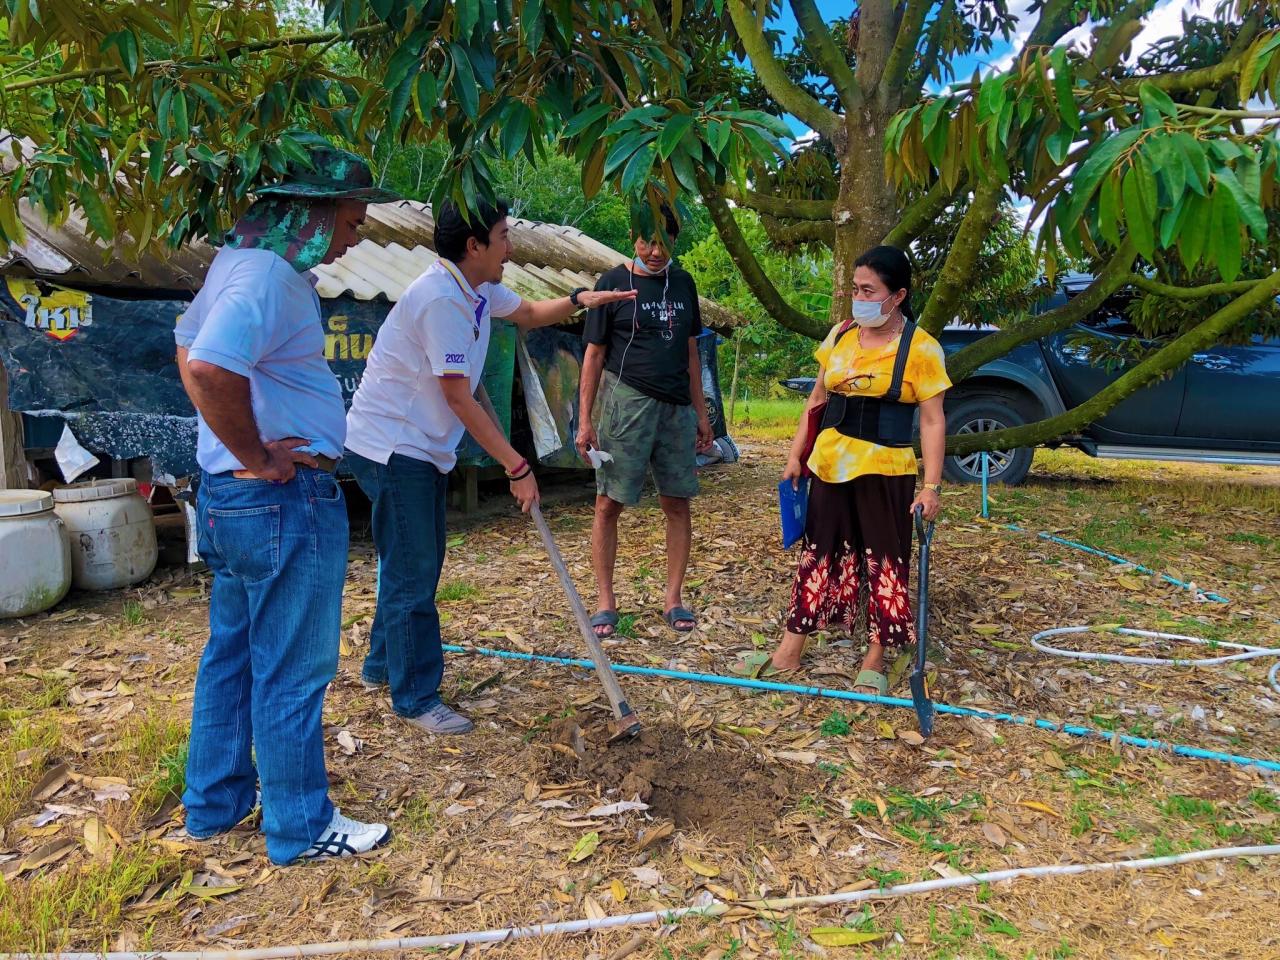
767, 917, 804, 960
982, 912, 1021, 938
1248, 789, 1280, 813
796, 793, 828, 819
633, 563, 653, 581
122, 600, 145, 626
0, 713, 64, 825
399, 793, 436, 833
437, 581, 480, 602
1225, 531, 1274, 548
866, 866, 907, 888
820, 710, 853, 737
0, 845, 184, 951
1161, 794, 1216, 821
732, 399, 805, 441
615, 613, 638, 638
1051, 940, 1076, 959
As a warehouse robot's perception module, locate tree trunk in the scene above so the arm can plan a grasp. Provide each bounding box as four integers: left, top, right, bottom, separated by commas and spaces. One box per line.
830, 112, 899, 331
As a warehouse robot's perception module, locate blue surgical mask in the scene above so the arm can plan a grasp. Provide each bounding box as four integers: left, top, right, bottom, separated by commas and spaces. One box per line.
851, 295, 892, 327
633, 256, 671, 276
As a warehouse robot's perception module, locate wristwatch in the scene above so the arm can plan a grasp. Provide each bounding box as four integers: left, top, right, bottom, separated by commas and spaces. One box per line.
923, 482, 942, 493
569, 287, 588, 307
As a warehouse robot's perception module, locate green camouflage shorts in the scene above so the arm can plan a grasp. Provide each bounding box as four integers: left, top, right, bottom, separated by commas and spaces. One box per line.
595, 373, 699, 506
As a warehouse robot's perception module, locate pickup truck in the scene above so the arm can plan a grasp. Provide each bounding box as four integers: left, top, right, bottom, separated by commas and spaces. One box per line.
781, 274, 1280, 485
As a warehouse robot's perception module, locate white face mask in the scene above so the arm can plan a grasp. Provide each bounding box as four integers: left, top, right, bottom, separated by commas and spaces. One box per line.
851, 295, 893, 327
633, 255, 671, 276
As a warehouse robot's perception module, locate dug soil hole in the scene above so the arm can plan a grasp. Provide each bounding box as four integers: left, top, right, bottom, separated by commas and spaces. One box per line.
544, 720, 817, 840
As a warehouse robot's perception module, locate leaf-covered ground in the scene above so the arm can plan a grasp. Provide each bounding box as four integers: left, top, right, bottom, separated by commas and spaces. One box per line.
0, 443, 1277, 958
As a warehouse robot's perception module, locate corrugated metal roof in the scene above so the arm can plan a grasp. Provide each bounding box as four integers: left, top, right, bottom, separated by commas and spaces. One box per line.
0, 164, 739, 326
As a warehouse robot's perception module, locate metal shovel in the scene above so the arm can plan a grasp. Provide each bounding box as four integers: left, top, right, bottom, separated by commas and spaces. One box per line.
531, 502, 642, 741
912, 505, 936, 737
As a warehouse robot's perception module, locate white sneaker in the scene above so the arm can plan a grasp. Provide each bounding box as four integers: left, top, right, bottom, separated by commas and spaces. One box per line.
297, 809, 391, 861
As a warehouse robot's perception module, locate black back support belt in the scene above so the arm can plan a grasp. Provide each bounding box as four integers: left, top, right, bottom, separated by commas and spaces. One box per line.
820, 321, 918, 448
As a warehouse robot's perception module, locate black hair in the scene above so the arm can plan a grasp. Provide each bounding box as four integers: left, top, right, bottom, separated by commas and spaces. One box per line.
630, 202, 680, 245
854, 244, 915, 321
433, 198, 510, 262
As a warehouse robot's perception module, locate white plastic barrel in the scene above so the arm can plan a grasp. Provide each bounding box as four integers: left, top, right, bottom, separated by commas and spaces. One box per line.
0, 490, 72, 618
52, 478, 158, 591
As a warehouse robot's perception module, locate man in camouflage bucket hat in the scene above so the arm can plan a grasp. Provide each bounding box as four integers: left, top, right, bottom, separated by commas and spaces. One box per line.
174, 138, 399, 865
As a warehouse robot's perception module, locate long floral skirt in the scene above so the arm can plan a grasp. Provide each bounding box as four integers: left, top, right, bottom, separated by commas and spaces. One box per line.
785, 473, 916, 648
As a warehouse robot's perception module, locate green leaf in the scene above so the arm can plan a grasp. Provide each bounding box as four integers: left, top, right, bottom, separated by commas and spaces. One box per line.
1050, 47, 1078, 131
1207, 183, 1242, 281
523, 0, 545, 53
387, 72, 414, 138
147, 139, 167, 184
708, 118, 731, 158
657, 114, 693, 160
604, 128, 658, 177
412, 72, 438, 123
1213, 165, 1267, 241
1131, 153, 1158, 216
977, 74, 1007, 123
501, 101, 531, 159
920, 96, 950, 142
718, 109, 792, 139
1143, 136, 1184, 207
1045, 124, 1074, 165
669, 144, 698, 193
448, 44, 479, 119
1121, 165, 1155, 258
100, 30, 139, 76
1172, 132, 1209, 195
157, 87, 175, 139
566, 831, 599, 863
563, 103, 613, 137
1158, 193, 1189, 250
1177, 191, 1209, 268
1137, 82, 1178, 121
1061, 126, 1141, 226
77, 183, 115, 242
620, 141, 655, 196
1097, 173, 1121, 247
456, 0, 480, 39
809, 928, 886, 947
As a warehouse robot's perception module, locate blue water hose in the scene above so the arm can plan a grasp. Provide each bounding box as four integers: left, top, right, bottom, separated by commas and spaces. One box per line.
441, 642, 1280, 773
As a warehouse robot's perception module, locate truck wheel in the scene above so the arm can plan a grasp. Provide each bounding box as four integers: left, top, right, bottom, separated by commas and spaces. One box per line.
943, 396, 1034, 486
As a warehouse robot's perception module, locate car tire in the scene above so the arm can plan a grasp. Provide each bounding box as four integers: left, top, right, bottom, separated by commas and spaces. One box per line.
943, 395, 1035, 486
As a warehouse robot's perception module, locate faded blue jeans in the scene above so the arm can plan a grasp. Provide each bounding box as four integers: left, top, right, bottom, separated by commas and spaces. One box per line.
345, 451, 448, 719
183, 468, 347, 865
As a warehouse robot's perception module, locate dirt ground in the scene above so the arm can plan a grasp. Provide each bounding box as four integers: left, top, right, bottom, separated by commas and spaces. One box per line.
1, 442, 1278, 959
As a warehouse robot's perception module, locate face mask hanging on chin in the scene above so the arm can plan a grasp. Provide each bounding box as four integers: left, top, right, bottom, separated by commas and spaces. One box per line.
633, 256, 671, 276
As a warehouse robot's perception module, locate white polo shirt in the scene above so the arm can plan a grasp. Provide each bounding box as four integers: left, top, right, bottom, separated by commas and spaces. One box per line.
345, 259, 523, 472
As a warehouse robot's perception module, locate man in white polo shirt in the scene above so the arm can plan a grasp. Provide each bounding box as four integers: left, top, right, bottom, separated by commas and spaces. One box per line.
344, 199, 635, 734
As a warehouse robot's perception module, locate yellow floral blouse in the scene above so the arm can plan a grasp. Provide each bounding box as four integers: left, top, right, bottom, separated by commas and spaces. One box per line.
806, 321, 952, 483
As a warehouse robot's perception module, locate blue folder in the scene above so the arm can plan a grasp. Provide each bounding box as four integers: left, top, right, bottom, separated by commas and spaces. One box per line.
778, 477, 809, 549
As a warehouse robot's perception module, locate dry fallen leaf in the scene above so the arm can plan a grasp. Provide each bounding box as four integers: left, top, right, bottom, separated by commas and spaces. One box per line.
681, 855, 720, 878
335, 730, 360, 755
19, 838, 78, 874
83, 817, 114, 859
1016, 800, 1063, 819
1042, 751, 1067, 771
875, 721, 896, 740
896, 729, 925, 746
585, 801, 649, 818
31, 763, 71, 802
981, 823, 1008, 848
582, 895, 607, 920
637, 822, 673, 850
610, 879, 628, 902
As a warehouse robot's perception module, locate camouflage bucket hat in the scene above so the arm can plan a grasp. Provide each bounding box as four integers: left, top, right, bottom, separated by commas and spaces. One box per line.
254, 140, 402, 203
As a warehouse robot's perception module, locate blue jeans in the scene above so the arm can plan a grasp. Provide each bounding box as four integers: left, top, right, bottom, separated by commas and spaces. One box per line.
345, 451, 449, 718
183, 468, 347, 865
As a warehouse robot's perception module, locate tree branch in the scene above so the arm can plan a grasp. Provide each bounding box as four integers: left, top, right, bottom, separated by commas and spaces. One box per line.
1117, 52, 1246, 96
760, 215, 836, 245
720, 185, 834, 220
1130, 275, 1267, 298
946, 237, 1138, 382
904, 0, 955, 106
855, 0, 897, 97
946, 267, 1280, 454
880, 0, 932, 106
727, 0, 839, 136
3, 25, 390, 93
789, 0, 862, 112
882, 176, 963, 249
697, 170, 828, 339
1026, 0, 1079, 47
917, 180, 1003, 336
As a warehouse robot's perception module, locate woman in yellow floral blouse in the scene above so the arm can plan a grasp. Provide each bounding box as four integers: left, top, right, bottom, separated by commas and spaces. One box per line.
772, 246, 950, 695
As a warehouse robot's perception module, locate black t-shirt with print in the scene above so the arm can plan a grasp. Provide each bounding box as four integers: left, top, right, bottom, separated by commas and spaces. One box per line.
583, 263, 703, 406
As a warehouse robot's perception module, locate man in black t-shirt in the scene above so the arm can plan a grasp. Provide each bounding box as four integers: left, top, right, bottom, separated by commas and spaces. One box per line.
576, 209, 713, 638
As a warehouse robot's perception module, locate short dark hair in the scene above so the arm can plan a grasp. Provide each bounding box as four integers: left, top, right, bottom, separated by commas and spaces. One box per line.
433, 198, 510, 262
630, 202, 680, 245
854, 245, 915, 321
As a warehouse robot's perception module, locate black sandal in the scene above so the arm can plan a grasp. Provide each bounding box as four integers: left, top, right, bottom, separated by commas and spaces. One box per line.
590, 610, 619, 638
663, 606, 697, 633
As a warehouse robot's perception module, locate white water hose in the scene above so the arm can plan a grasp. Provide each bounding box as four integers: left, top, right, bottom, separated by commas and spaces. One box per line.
1030, 626, 1280, 695
12, 845, 1279, 960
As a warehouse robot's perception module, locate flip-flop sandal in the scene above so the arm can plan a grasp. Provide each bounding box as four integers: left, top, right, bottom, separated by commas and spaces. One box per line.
663, 606, 697, 633
853, 669, 889, 697
590, 610, 619, 639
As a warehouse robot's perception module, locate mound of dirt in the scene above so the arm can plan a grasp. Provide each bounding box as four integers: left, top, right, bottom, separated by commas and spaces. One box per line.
544, 720, 817, 840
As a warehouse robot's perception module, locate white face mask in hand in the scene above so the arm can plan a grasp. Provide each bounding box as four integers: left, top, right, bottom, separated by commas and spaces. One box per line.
851, 295, 894, 327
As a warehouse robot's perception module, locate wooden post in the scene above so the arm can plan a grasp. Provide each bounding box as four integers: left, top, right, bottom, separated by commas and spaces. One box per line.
0, 362, 27, 490
728, 332, 743, 428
